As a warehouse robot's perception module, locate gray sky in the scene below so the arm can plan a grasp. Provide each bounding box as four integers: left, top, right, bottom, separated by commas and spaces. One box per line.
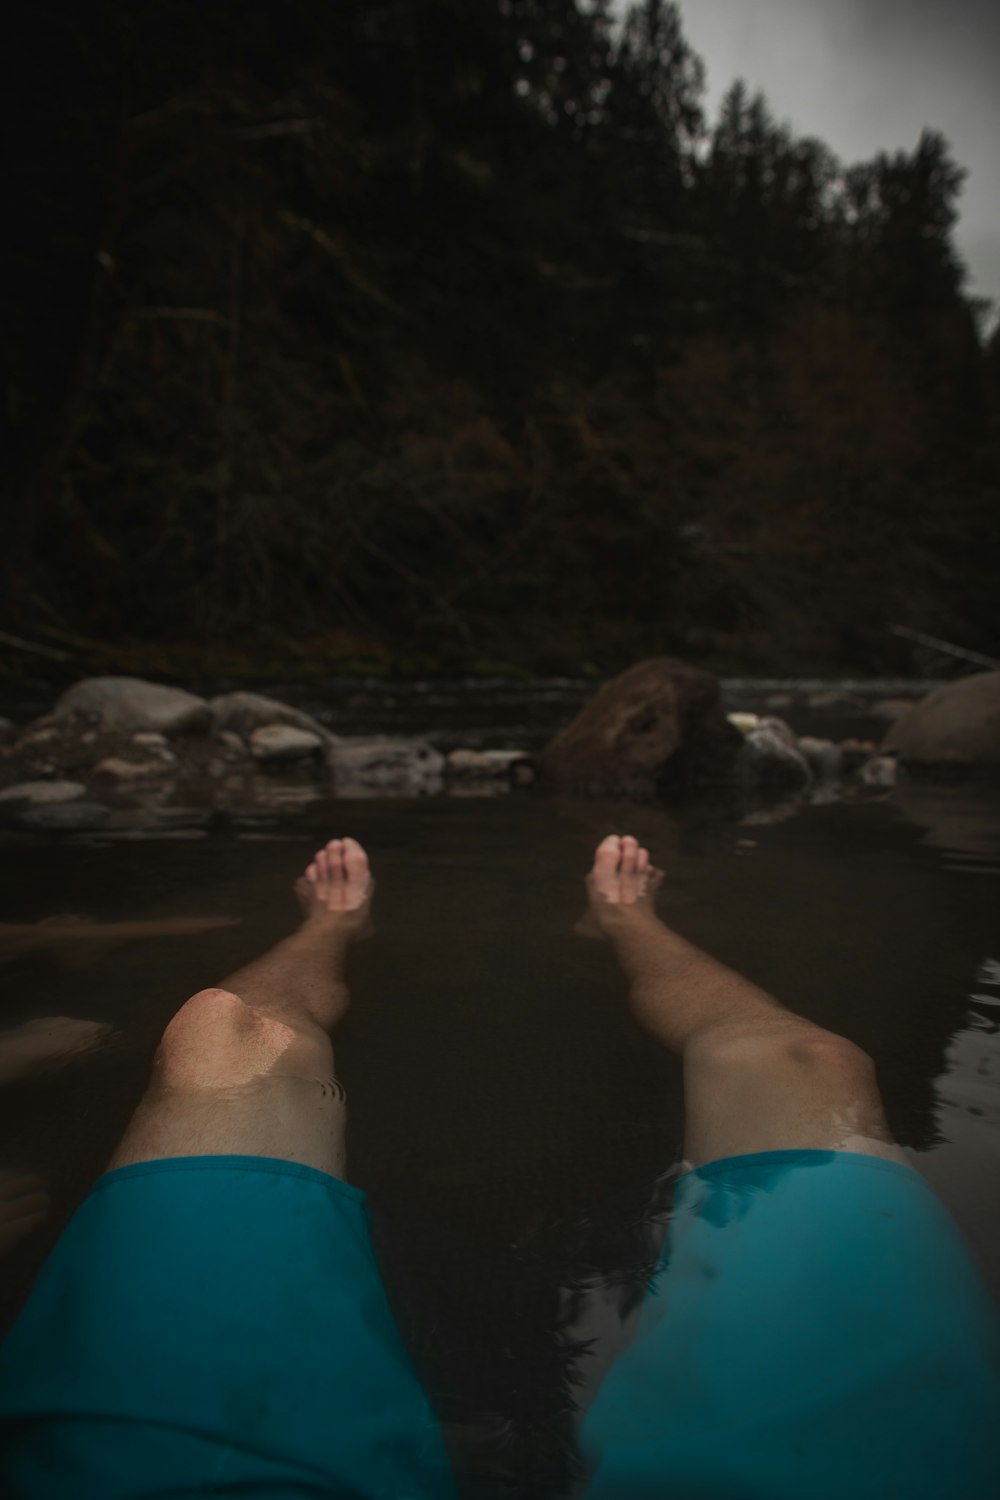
653, 0, 1000, 328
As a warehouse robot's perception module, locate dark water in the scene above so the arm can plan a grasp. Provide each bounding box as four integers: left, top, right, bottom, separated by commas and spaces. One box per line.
1, 761, 999, 1494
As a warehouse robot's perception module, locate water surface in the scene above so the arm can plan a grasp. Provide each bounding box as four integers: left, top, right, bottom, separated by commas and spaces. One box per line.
1, 763, 998, 1495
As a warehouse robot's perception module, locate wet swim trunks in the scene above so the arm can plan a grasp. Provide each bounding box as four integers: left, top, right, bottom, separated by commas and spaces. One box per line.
1, 1151, 998, 1499
580, 1149, 1000, 1500
0, 1156, 456, 1499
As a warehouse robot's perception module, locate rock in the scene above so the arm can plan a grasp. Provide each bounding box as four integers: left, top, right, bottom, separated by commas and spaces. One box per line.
882, 672, 1000, 767
757, 715, 797, 748
215, 730, 246, 757
797, 736, 843, 779
249, 725, 324, 762
808, 689, 864, 711
18, 727, 58, 747
130, 732, 177, 764
764, 692, 794, 710
209, 693, 336, 748
838, 738, 878, 772
330, 738, 445, 792
737, 726, 811, 791
858, 755, 898, 789
538, 658, 741, 797
54, 677, 209, 734
0, 779, 87, 806
446, 749, 534, 782
94, 756, 173, 781
869, 697, 918, 723
19, 799, 111, 831
727, 713, 760, 735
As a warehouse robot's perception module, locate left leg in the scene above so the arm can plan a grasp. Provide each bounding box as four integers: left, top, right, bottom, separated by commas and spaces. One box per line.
109, 836, 372, 1179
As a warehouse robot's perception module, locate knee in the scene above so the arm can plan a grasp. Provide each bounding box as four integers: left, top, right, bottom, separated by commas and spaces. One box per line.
692, 1021, 874, 1084
155, 987, 309, 1089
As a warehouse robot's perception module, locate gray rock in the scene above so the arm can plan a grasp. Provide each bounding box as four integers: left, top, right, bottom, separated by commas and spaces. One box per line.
209, 693, 337, 749
726, 712, 760, 735
331, 738, 445, 792
94, 756, 173, 781
737, 727, 811, 791
249, 725, 324, 762
0, 779, 87, 806
858, 755, 898, 789
446, 749, 534, 781
214, 729, 247, 757
54, 677, 209, 734
757, 715, 797, 748
797, 737, 843, 779
883, 672, 1000, 767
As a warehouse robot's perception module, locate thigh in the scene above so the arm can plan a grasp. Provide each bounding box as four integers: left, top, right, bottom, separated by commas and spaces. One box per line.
109, 987, 348, 1179
681, 1019, 906, 1168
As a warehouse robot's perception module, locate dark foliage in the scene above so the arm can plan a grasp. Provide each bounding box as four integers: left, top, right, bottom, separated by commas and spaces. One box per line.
4, 0, 998, 677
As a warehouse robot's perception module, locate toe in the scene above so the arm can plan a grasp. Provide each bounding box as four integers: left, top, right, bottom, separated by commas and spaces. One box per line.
636, 846, 650, 872
342, 837, 369, 881
326, 840, 345, 880
593, 834, 621, 875
620, 835, 639, 874
305, 861, 319, 884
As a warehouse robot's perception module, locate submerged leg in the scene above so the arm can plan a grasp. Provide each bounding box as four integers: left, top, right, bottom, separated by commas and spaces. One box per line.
585, 834, 901, 1166
109, 837, 374, 1179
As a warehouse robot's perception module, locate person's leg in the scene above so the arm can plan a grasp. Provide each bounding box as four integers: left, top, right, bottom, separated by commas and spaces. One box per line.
108, 836, 373, 1179
585, 833, 902, 1166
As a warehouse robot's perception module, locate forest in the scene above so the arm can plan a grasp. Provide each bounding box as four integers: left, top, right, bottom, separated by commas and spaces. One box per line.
4, 0, 999, 680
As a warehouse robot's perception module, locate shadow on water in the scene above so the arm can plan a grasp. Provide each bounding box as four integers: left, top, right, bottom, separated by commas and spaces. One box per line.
1, 779, 999, 1495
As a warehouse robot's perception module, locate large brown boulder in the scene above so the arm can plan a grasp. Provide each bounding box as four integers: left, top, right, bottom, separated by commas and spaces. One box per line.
883, 672, 1000, 767
538, 658, 742, 797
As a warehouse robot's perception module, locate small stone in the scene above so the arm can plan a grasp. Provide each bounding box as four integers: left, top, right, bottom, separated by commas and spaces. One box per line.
18, 727, 58, 747
94, 757, 171, 781
215, 730, 246, 757
131, 731, 169, 749
0, 779, 87, 805
331, 738, 444, 791
757, 716, 797, 748
446, 749, 534, 780
727, 713, 760, 736
737, 728, 811, 791
210, 692, 336, 747
858, 755, 898, 788
249, 725, 324, 762
797, 737, 843, 779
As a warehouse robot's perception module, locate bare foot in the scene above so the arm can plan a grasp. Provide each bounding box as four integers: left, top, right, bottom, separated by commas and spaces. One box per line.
0, 1170, 50, 1255
577, 834, 663, 939
0, 1016, 119, 1086
293, 837, 374, 937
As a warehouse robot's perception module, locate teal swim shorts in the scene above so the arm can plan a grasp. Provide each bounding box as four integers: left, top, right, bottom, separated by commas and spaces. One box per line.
0, 1156, 457, 1499
581, 1149, 1000, 1500
1, 1150, 998, 1499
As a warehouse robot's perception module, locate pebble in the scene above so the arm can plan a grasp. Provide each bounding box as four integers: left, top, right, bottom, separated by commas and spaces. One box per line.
0, 779, 87, 805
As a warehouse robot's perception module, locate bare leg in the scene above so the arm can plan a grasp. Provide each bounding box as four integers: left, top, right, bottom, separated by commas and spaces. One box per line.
108, 837, 373, 1180
586, 835, 902, 1167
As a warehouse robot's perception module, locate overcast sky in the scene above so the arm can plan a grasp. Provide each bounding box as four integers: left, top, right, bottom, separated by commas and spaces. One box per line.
648, 0, 1000, 328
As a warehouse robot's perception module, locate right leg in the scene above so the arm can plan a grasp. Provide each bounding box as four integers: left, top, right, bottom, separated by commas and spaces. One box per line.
585, 835, 902, 1167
